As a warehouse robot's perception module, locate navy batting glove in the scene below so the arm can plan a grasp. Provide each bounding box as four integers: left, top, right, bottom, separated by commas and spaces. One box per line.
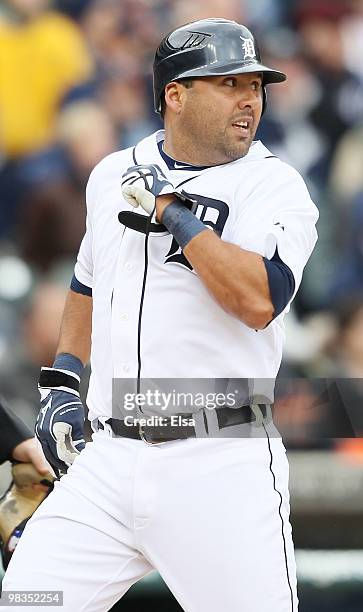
35, 354, 85, 479
122, 164, 173, 195
121, 164, 175, 215
121, 164, 197, 216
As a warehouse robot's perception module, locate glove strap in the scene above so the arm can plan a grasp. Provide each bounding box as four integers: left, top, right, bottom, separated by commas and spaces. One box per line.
174, 190, 198, 211
38, 368, 80, 396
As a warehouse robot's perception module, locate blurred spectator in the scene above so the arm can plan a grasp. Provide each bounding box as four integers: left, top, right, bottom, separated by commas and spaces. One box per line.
0, 281, 67, 428
0, 0, 93, 159
279, 296, 363, 441
80, 0, 127, 68
23, 282, 66, 367
78, 0, 160, 145
0, 0, 93, 238
274, 378, 333, 448
294, 0, 363, 183
257, 45, 324, 178
79, 0, 166, 71
17, 100, 118, 272
55, 0, 91, 21
329, 295, 363, 377
341, 0, 363, 82
278, 296, 363, 449
99, 66, 158, 149
329, 195, 363, 301
172, 0, 246, 25
120, 0, 167, 56
245, 0, 301, 33
329, 122, 363, 206
315, 296, 363, 449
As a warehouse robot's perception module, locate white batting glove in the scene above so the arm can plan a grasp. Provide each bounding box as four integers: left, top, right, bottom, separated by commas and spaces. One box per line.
121, 164, 175, 216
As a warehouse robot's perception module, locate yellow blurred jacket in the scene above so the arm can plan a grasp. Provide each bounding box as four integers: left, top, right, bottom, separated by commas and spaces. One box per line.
0, 11, 93, 158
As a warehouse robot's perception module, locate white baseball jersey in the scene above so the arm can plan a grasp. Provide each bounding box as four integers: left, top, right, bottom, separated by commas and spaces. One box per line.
74, 129, 318, 422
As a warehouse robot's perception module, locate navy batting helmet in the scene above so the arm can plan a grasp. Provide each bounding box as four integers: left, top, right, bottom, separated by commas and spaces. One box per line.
153, 18, 286, 114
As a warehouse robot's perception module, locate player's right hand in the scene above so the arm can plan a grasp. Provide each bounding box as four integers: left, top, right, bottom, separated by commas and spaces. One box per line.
36, 367, 86, 478
121, 164, 175, 215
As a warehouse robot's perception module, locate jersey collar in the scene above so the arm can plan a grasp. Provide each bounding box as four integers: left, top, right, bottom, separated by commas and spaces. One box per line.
157, 140, 211, 172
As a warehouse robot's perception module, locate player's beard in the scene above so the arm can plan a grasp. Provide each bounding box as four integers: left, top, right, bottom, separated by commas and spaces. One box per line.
180, 108, 257, 165
196, 121, 256, 165
218, 125, 256, 162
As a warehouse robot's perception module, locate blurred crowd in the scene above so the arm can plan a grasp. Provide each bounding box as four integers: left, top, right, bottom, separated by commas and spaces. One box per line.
0, 0, 363, 451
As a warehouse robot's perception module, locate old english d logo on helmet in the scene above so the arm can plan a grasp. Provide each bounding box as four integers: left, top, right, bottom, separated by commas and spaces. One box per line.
153, 18, 286, 114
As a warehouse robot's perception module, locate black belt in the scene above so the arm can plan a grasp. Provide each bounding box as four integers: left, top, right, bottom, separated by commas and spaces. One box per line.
99, 405, 268, 444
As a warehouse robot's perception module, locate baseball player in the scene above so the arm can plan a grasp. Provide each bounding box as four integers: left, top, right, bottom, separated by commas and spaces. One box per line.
2, 19, 318, 611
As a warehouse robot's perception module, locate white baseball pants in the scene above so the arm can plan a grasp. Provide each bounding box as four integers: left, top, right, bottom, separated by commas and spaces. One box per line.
2, 428, 298, 611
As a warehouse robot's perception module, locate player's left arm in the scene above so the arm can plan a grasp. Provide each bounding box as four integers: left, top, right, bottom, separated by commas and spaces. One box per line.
183, 229, 273, 328
157, 195, 273, 329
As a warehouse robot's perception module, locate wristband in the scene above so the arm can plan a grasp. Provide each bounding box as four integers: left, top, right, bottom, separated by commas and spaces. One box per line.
53, 353, 84, 377
38, 353, 84, 396
162, 200, 208, 249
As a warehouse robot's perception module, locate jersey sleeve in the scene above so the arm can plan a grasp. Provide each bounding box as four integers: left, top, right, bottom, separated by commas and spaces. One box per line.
73, 167, 97, 291
73, 148, 134, 295
262, 167, 318, 298
233, 162, 319, 303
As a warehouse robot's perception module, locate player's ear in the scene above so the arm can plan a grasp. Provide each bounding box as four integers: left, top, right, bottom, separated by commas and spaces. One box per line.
164, 82, 184, 115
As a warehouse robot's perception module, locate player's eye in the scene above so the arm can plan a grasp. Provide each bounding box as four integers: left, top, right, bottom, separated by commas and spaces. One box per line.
223, 77, 236, 87
251, 81, 262, 91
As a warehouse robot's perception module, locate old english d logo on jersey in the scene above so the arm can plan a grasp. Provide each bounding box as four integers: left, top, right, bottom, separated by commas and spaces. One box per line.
165, 194, 229, 269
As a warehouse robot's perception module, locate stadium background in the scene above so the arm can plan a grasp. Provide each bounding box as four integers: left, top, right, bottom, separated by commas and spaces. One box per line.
1, 0, 363, 610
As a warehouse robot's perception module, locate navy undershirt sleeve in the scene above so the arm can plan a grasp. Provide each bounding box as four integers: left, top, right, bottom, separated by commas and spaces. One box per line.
70, 274, 92, 297
263, 248, 295, 318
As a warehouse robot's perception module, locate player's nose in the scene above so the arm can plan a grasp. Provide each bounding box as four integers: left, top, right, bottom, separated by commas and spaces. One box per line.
236, 85, 258, 110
